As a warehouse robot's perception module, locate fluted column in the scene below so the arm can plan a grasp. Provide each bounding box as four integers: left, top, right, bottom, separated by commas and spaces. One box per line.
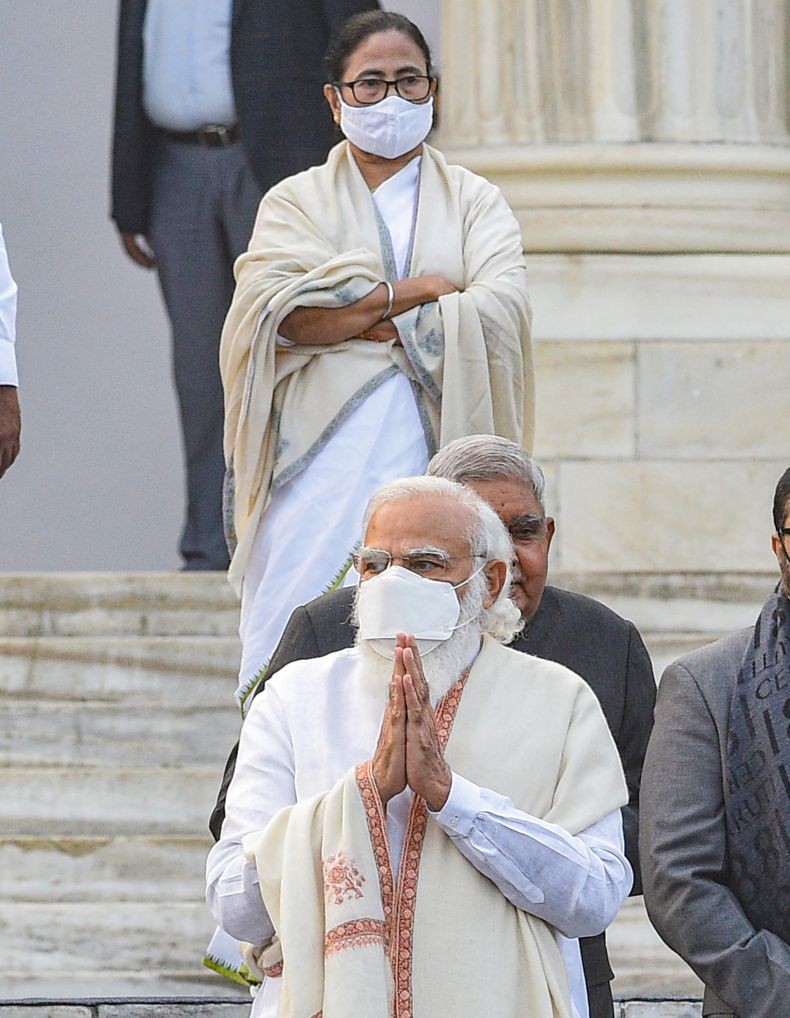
438, 0, 790, 251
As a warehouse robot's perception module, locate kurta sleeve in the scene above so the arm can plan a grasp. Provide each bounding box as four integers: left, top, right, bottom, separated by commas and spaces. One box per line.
206, 685, 295, 944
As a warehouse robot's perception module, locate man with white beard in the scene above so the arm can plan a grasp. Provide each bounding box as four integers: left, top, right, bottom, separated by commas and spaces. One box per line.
207, 476, 632, 1018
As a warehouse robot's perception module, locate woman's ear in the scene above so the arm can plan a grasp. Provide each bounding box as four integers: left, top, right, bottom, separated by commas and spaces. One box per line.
324, 83, 341, 125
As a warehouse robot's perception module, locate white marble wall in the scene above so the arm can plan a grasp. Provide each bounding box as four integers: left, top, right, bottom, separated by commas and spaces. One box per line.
440, 1, 790, 577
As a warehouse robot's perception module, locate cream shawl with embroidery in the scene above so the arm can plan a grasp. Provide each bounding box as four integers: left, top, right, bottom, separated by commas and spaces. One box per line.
242, 637, 628, 1018
220, 142, 533, 593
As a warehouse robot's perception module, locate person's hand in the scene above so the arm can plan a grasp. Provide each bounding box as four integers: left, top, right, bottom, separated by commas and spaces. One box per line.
371, 661, 407, 805
400, 634, 452, 812
0, 385, 21, 478
120, 231, 155, 269
416, 275, 459, 302
357, 319, 400, 343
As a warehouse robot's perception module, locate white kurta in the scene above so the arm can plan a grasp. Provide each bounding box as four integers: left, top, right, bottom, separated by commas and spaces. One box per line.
207, 645, 633, 1018
236, 157, 429, 703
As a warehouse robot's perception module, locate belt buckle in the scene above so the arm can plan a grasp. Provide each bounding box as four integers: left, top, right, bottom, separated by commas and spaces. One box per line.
197, 124, 233, 148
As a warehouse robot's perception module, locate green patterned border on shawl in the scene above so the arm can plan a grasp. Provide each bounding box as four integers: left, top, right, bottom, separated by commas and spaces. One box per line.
397, 302, 443, 406
271, 365, 400, 492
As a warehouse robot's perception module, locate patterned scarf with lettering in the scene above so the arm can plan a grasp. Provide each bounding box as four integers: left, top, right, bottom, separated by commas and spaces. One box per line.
724, 587, 790, 940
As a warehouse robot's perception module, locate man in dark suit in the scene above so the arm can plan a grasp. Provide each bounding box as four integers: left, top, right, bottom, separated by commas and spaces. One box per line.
111, 0, 377, 569
640, 467, 790, 1018
210, 434, 656, 1018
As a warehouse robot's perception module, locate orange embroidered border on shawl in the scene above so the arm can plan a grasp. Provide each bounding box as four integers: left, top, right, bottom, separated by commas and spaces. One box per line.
324, 917, 388, 957
390, 670, 469, 1018
355, 760, 395, 927
355, 672, 470, 1017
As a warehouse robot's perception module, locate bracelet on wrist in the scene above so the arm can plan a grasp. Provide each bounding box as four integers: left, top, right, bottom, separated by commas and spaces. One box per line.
379, 280, 395, 321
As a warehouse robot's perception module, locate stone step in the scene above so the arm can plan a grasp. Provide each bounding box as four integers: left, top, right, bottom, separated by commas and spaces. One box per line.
0, 838, 210, 903
0, 897, 702, 1002
0, 1003, 702, 1017
0, 702, 239, 768
642, 631, 722, 681
0, 574, 239, 638
0, 637, 240, 704
0, 1005, 249, 1018
0, 902, 219, 982
550, 571, 769, 634
0, 974, 225, 1001
0, 572, 770, 639
608, 898, 703, 998
0, 769, 223, 837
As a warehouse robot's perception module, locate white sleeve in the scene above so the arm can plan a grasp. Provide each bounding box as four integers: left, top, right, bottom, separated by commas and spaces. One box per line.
205, 686, 296, 945
0, 225, 19, 387
431, 773, 632, 939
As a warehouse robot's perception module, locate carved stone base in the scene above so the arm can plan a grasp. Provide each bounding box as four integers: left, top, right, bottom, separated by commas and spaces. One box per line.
440, 143, 790, 252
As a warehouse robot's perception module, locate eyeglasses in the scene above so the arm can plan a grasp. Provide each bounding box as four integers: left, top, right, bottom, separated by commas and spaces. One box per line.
352, 547, 482, 579
335, 75, 434, 105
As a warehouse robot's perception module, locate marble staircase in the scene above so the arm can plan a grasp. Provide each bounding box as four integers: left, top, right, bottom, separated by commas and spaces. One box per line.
0, 571, 772, 1001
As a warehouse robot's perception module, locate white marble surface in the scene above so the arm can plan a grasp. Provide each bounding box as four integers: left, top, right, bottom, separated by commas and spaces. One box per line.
534, 341, 635, 459
528, 254, 790, 341
557, 460, 784, 572
639, 341, 789, 458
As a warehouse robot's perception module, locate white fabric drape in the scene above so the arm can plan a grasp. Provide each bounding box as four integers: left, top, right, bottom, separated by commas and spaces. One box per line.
236, 158, 428, 702
207, 642, 632, 1018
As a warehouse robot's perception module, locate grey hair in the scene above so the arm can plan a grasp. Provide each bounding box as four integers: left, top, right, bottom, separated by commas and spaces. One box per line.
362, 475, 522, 643
427, 435, 545, 511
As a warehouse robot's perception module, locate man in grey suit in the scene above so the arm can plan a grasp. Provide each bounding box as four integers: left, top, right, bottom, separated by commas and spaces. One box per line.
640, 466, 790, 1018
210, 434, 657, 1018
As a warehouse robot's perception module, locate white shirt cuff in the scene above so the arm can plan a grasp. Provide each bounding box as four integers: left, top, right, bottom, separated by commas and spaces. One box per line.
430, 772, 485, 837
0, 341, 18, 386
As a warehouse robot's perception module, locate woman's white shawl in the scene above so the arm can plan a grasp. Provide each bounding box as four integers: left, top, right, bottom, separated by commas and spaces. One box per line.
220, 142, 533, 592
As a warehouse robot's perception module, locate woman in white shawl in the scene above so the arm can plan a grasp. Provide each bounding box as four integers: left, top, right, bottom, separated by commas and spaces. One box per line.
221, 11, 533, 706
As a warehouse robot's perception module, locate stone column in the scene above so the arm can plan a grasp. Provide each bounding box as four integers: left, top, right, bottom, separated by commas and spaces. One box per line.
438, 0, 790, 251
438, 0, 790, 584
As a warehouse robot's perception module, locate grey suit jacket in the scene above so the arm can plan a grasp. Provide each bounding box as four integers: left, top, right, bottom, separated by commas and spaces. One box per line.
210, 583, 656, 1016
640, 628, 790, 1018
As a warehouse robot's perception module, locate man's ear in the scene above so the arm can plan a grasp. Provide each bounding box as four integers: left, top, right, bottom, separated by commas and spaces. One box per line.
772, 531, 785, 569
482, 560, 507, 608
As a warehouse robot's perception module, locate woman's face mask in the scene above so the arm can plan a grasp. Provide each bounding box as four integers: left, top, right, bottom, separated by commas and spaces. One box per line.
338, 93, 434, 160
356, 563, 483, 659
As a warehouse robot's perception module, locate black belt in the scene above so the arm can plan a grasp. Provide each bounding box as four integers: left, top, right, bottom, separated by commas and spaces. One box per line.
160, 124, 240, 148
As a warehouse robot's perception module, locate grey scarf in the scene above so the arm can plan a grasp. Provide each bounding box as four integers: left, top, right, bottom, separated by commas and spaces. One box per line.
724, 587, 790, 940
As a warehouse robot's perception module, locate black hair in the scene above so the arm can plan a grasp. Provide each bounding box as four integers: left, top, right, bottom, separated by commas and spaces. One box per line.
773, 467, 790, 531
324, 11, 433, 82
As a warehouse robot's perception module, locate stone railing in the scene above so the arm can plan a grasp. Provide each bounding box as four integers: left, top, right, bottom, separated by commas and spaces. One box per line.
0, 999, 704, 1017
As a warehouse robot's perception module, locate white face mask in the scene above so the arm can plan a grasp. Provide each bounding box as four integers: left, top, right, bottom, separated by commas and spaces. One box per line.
356, 563, 484, 659
338, 93, 434, 160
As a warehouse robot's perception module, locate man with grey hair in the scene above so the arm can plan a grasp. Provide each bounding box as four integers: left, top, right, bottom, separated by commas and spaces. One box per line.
208, 475, 631, 1018
210, 435, 656, 1017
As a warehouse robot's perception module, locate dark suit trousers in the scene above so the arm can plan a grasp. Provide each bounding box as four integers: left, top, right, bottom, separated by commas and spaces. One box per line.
148, 137, 261, 569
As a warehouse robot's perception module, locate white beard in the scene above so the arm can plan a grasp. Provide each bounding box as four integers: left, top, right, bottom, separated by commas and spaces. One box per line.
353, 571, 488, 704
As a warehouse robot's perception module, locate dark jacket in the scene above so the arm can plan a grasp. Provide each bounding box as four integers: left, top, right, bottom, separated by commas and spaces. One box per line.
111, 0, 379, 234
210, 583, 656, 1014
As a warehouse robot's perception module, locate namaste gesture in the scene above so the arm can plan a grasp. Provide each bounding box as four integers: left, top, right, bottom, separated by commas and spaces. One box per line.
371, 632, 452, 812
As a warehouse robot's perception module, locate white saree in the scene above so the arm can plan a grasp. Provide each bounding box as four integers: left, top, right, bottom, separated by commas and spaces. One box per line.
220, 143, 533, 703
